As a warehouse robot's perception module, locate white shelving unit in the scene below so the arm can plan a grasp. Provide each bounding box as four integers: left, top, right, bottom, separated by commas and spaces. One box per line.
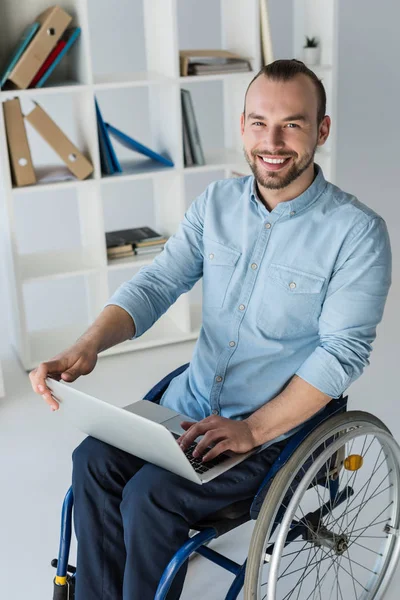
0, 0, 337, 371
0, 361, 4, 398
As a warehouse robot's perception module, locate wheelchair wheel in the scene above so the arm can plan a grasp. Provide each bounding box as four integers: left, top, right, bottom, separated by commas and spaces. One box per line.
244, 411, 400, 599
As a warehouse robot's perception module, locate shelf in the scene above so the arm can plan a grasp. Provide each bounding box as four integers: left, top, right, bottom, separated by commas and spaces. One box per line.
93, 72, 175, 89
26, 317, 199, 370
100, 160, 177, 183
107, 252, 161, 271
183, 149, 247, 174
0, 82, 89, 99
19, 250, 102, 282
11, 166, 93, 194
179, 71, 256, 84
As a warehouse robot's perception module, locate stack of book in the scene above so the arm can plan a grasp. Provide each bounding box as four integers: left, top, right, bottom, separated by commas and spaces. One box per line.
106, 227, 168, 261
179, 50, 251, 77
2, 97, 93, 187
181, 89, 205, 167
0, 6, 81, 90
95, 97, 174, 176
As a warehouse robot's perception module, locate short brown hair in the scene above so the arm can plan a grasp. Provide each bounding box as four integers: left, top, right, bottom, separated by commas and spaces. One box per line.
244, 59, 327, 124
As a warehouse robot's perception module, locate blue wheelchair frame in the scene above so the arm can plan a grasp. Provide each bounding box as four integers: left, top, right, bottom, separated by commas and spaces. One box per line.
53, 363, 348, 599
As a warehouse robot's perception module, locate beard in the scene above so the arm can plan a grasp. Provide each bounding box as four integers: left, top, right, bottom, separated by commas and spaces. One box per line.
244, 142, 318, 190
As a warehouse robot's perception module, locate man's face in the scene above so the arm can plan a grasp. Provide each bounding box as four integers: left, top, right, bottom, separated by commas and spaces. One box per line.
241, 74, 329, 191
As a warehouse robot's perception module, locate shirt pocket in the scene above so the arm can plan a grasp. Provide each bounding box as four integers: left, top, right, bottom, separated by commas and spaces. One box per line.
203, 240, 241, 308
257, 263, 326, 338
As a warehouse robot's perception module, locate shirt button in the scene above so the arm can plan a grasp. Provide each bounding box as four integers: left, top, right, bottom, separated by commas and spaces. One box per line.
265, 222, 271, 229
239, 304, 245, 311
209, 253, 214, 259
289, 282, 296, 289
212, 409, 219, 415
251, 263, 258, 270
215, 375, 223, 382
229, 341, 236, 347
290, 211, 296, 216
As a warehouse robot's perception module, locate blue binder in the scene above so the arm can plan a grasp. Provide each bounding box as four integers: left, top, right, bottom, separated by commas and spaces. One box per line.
35, 27, 81, 88
95, 98, 122, 175
105, 123, 174, 168
0, 22, 40, 89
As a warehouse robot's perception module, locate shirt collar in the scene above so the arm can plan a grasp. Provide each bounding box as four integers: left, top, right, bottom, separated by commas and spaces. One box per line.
250, 163, 328, 217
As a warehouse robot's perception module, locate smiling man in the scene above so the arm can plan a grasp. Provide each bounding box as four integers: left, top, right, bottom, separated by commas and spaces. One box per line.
30, 60, 392, 600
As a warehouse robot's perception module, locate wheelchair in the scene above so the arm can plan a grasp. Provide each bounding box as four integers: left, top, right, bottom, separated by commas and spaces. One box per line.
52, 363, 400, 599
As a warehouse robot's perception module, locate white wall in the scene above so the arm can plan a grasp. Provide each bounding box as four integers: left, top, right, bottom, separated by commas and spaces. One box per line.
335, 0, 400, 440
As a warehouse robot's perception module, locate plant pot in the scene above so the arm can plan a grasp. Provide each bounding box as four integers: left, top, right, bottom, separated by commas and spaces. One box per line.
303, 46, 321, 66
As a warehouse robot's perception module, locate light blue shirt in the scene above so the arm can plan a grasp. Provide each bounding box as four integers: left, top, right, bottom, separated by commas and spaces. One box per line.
107, 165, 392, 444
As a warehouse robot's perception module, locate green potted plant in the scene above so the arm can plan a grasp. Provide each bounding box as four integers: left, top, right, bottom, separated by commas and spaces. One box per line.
303, 36, 321, 65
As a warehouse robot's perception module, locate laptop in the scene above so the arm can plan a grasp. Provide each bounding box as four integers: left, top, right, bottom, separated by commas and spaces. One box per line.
46, 378, 255, 485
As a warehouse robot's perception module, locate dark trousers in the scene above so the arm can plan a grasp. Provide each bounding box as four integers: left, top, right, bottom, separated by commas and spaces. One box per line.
72, 436, 286, 600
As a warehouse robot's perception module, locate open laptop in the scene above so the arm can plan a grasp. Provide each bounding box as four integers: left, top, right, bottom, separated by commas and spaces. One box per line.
46, 378, 254, 485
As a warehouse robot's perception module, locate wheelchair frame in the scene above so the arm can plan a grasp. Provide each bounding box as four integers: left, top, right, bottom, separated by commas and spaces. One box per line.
52, 364, 362, 599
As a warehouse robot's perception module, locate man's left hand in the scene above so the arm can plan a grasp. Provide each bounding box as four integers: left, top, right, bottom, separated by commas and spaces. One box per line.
177, 415, 256, 462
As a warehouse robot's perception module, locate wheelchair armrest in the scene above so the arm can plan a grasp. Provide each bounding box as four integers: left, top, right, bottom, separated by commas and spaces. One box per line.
143, 363, 190, 404
250, 395, 348, 519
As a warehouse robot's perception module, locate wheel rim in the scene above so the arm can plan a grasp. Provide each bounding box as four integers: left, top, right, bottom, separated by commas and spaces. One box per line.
255, 424, 400, 600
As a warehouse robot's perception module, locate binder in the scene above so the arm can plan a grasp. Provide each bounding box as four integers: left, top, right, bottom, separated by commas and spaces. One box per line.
181, 103, 194, 167
180, 89, 205, 166
8, 6, 72, 89
3, 98, 36, 187
105, 123, 174, 168
32, 27, 81, 89
0, 22, 40, 89
179, 49, 250, 77
95, 98, 122, 174
25, 102, 93, 180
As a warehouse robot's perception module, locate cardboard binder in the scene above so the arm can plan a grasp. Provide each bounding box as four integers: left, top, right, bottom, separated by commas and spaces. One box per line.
179, 49, 249, 77
25, 102, 93, 180
3, 98, 36, 187
8, 6, 72, 89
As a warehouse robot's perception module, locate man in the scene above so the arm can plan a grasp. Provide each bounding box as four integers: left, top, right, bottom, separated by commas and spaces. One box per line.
30, 59, 392, 599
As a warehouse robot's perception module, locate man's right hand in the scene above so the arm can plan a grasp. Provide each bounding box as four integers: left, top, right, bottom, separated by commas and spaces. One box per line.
29, 342, 98, 410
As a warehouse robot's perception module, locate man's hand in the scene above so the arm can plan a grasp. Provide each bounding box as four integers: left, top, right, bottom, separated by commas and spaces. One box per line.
29, 342, 98, 411
177, 415, 257, 462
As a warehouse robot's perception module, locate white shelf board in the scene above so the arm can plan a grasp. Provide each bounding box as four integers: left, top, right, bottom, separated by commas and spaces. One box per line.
0, 82, 89, 99
19, 250, 102, 282
101, 315, 199, 358
107, 252, 162, 271
179, 71, 256, 84
183, 149, 245, 174
100, 159, 177, 183
26, 318, 197, 370
93, 71, 175, 89
12, 166, 93, 194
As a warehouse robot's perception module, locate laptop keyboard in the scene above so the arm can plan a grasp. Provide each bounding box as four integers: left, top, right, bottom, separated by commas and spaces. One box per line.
183, 441, 229, 474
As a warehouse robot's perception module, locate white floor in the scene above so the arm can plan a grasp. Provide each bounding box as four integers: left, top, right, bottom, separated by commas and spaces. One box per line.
2, 327, 400, 599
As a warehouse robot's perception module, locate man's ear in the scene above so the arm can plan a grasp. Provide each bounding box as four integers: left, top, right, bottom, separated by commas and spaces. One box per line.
240, 112, 245, 136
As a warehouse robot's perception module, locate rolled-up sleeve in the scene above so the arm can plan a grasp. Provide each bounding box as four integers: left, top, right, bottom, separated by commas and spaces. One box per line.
296, 217, 392, 398
105, 191, 207, 338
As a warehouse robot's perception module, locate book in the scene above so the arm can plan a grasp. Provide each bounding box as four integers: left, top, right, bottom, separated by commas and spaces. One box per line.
134, 246, 164, 256
260, 0, 274, 65
0, 23, 40, 89
187, 57, 251, 76
181, 101, 194, 167
179, 49, 252, 77
135, 238, 168, 248
25, 102, 94, 180
180, 89, 205, 166
105, 123, 174, 168
8, 6, 72, 89
30, 27, 81, 88
2, 98, 36, 187
95, 98, 122, 175
106, 227, 165, 249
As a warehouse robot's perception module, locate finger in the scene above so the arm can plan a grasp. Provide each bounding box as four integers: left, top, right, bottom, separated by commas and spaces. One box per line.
33, 360, 61, 394
193, 430, 224, 457
179, 421, 210, 450
176, 421, 197, 445
202, 441, 229, 462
